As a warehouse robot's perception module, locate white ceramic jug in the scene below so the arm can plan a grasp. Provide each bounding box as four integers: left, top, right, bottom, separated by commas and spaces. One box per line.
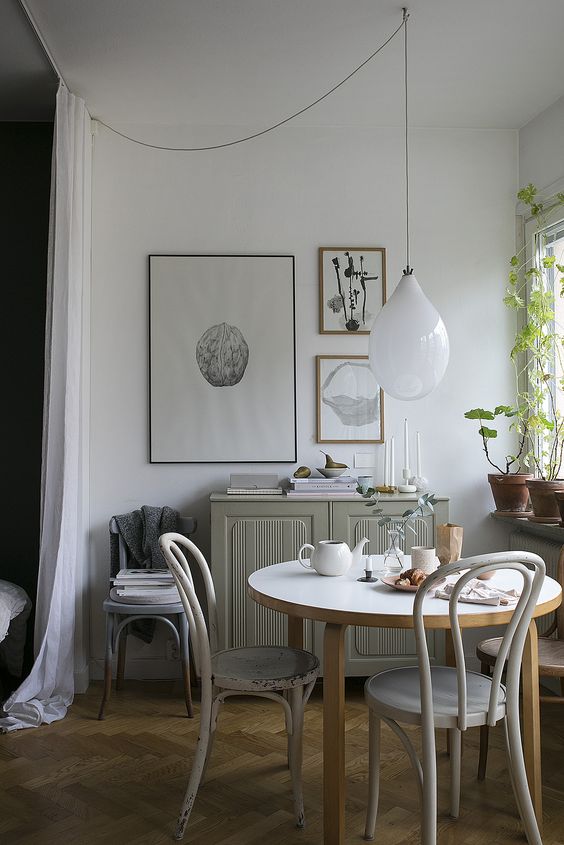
298, 537, 368, 577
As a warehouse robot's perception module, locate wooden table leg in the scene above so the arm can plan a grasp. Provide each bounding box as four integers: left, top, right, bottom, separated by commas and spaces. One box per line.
522, 619, 543, 829
287, 615, 304, 650
323, 623, 347, 845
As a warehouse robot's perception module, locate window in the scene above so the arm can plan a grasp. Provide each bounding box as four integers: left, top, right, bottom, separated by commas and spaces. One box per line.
543, 221, 564, 418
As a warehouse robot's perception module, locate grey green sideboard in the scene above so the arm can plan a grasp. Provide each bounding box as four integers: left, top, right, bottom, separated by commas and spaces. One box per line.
210, 493, 449, 676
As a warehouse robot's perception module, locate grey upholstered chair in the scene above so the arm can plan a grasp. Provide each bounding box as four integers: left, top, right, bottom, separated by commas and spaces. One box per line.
98, 516, 196, 721
159, 532, 320, 842
363, 552, 545, 845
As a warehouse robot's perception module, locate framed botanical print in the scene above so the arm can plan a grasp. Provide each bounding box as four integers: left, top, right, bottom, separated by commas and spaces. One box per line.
316, 355, 384, 443
149, 254, 297, 462
319, 247, 386, 334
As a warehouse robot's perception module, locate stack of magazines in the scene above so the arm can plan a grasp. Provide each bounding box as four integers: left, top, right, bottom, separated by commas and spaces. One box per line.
111, 568, 180, 604
286, 476, 359, 497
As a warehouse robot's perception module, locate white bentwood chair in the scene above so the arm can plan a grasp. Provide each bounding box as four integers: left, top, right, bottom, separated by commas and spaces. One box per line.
159, 532, 320, 842
363, 552, 545, 845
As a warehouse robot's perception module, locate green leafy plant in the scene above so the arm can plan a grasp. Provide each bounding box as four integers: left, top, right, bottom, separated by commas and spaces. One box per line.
355, 489, 438, 542
464, 405, 527, 474
504, 184, 564, 480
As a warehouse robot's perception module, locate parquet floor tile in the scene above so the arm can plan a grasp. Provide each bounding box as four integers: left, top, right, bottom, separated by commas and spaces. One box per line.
0, 678, 563, 844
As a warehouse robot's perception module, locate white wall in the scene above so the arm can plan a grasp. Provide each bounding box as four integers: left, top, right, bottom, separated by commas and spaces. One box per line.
520, 94, 564, 191
89, 122, 518, 677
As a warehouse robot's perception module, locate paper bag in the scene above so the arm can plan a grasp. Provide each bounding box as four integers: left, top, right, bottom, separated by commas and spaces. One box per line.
436, 523, 464, 566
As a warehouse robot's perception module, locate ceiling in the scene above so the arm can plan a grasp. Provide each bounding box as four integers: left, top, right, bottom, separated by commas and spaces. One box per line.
19, 0, 564, 131
0, 0, 56, 120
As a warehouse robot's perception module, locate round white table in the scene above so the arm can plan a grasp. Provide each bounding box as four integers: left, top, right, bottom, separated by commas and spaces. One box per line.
248, 556, 562, 845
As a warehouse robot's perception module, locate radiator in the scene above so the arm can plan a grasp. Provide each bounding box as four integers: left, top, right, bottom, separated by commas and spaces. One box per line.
508, 530, 561, 581
509, 530, 560, 631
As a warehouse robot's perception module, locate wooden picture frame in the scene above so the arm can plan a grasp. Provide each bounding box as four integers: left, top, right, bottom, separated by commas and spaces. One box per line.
319, 247, 386, 334
316, 355, 384, 444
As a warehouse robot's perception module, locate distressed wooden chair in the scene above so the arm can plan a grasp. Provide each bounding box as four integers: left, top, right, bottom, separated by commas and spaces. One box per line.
476, 546, 564, 780
159, 532, 320, 842
363, 552, 545, 845
98, 516, 196, 721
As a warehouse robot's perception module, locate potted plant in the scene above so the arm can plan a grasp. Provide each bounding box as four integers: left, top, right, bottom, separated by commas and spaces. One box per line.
504, 184, 564, 520
463, 405, 532, 513
357, 488, 438, 572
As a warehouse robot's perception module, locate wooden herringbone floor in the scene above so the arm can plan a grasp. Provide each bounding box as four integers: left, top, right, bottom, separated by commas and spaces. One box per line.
1, 679, 564, 844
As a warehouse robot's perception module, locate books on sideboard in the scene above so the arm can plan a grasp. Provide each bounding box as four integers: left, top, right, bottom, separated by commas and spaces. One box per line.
286, 476, 359, 497
227, 473, 283, 495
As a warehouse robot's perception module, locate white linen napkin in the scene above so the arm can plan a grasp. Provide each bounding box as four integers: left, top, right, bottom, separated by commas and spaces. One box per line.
433, 577, 520, 606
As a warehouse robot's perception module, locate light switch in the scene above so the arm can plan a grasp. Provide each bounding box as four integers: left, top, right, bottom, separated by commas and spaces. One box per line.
354, 452, 377, 468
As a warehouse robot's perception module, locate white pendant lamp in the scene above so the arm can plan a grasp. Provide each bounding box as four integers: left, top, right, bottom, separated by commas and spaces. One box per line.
369, 9, 449, 401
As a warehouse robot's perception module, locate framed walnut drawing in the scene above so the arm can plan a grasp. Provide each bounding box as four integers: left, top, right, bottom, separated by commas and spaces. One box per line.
149, 254, 297, 462
319, 247, 386, 334
316, 355, 384, 444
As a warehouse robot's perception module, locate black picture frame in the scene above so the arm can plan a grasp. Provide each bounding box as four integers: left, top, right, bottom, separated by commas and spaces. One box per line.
149, 254, 297, 463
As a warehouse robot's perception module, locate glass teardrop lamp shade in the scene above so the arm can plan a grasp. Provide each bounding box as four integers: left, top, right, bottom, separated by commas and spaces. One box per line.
369, 273, 449, 400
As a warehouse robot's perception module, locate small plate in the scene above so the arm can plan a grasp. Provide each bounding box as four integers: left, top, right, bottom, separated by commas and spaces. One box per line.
380, 575, 419, 592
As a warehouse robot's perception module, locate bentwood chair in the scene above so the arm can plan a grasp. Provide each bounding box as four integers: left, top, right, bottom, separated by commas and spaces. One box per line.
159, 532, 320, 842
98, 516, 196, 721
476, 546, 564, 780
363, 552, 545, 845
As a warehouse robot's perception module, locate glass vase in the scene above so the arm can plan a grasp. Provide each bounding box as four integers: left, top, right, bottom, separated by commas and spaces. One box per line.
382, 528, 404, 576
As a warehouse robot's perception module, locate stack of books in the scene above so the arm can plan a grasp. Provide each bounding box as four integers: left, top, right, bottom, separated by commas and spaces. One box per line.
226, 473, 283, 495
286, 476, 359, 497
111, 568, 180, 603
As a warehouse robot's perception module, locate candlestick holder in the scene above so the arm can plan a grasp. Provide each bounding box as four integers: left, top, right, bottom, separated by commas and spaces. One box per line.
357, 554, 379, 583
398, 468, 417, 493
410, 475, 429, 492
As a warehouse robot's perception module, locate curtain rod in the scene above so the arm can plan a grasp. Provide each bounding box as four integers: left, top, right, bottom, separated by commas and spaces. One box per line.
17, 0, 66, 87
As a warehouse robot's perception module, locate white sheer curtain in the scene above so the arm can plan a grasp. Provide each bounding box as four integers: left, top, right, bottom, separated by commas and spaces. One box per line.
0, 85, 91, 732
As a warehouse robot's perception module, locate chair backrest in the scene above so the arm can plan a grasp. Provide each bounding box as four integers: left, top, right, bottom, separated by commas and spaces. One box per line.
556, 548, 564, 640
109, 515, 197, 573
413, 551, 545, 732
159, 533, 219, 684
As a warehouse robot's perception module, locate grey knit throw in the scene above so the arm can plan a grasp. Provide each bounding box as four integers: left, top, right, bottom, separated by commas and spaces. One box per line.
110, 505, 178, 577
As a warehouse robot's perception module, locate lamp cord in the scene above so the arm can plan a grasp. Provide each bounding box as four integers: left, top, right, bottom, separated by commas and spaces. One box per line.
95, 16, 407, 152
403, 8, 411, 274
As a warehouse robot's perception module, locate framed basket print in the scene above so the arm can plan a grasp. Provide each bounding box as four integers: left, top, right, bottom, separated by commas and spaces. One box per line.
319, 247, 386, 334
316, 355, 384, 443
149, 254, 297, 462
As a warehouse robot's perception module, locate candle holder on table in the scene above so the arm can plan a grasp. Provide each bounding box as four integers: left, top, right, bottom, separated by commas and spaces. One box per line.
357, 554, 378, 583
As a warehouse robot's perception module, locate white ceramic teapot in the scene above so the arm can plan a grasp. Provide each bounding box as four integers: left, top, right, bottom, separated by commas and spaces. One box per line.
298, 537, 369, 577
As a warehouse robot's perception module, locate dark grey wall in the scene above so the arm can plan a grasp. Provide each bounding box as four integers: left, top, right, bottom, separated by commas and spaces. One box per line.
0, 123, 52, 662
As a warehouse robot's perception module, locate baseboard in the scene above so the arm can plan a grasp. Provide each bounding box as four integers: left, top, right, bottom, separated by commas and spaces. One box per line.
89, 657, 182, 681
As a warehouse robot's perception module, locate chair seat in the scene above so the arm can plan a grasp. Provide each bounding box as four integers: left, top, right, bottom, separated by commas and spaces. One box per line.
102, 597, 185, 615
365, 666, 506, 729
478, 636, 564, 677
211, 646, 320, 692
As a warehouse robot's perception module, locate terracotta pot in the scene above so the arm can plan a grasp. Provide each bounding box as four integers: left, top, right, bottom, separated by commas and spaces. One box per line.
487, 473, 533, 513
526, 479, 564, 519
554, 491, 564, 526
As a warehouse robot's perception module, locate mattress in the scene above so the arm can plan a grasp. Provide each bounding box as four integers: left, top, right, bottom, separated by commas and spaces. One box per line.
0, 580, 32, 677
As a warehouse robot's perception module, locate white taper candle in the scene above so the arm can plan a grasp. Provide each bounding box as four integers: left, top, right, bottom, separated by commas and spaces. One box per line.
390, 436, 395, 487
404, 418, 409, 469
383, 439, 389, 486
416, 431, 422, 478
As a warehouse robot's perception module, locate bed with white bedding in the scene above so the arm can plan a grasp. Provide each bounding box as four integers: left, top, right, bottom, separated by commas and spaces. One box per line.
0, 580, 32, 678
